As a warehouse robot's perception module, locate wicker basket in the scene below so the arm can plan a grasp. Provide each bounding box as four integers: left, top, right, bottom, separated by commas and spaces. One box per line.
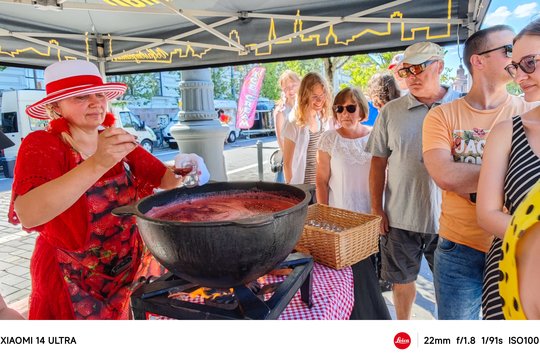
295, 204, 381, 270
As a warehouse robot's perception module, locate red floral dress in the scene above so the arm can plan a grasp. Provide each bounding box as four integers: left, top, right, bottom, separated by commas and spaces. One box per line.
9, 130, 166, 319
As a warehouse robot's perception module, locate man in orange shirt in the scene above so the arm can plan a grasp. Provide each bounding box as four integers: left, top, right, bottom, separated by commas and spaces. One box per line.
423, 25, 534, 319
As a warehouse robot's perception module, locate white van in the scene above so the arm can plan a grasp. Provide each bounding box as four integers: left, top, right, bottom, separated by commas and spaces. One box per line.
0, 90, 48, 159
110, 104, 156, 153
0, 91, 156, 160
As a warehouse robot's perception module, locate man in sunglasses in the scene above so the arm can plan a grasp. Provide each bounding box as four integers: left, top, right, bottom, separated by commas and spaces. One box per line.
423, 25, 535, 320
367, 41, 461, 320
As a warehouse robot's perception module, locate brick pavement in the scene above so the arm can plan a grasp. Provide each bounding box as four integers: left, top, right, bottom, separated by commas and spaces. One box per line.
0, 191, 35, 306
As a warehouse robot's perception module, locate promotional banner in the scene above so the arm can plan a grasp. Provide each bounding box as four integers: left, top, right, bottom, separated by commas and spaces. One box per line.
236, 66, 266, 130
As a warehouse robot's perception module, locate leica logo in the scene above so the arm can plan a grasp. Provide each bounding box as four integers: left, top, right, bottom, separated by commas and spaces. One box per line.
395, 337, 410, 344
394, 332, 412, 349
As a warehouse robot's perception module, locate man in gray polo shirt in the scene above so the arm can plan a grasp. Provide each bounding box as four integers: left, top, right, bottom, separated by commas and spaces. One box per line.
366, 42, 460, 319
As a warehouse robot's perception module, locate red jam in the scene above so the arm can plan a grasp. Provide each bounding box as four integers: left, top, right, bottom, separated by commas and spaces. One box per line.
146, 191, 300, 222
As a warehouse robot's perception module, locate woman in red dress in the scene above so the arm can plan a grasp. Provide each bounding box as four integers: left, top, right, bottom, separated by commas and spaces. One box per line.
8, 60, 186, 319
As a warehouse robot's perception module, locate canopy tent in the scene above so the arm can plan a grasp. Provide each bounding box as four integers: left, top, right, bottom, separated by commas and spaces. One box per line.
0, 0, 490, 75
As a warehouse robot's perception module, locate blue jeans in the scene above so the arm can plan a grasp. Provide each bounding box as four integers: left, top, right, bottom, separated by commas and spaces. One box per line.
434, 237, 485, 320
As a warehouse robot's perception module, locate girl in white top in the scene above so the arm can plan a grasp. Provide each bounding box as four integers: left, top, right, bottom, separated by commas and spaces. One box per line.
282, 72, 332, 184
274, 70, 300, 151
316, 87, 372, 212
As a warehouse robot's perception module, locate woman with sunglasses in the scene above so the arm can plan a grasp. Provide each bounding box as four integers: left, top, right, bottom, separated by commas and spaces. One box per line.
477, 19, 540, 320
282, 72, 332, 185
316, 87, 372, 212
316, 87, 391, 319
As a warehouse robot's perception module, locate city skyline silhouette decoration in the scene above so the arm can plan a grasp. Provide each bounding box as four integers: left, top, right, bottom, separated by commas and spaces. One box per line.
0, 0, 480, 74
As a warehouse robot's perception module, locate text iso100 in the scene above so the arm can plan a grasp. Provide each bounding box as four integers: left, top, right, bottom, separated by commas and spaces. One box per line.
509, 337, 539, 345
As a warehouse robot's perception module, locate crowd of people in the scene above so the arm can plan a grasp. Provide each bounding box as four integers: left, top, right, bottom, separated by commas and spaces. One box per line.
2, 18, 540, 320
276, 19, 540, 320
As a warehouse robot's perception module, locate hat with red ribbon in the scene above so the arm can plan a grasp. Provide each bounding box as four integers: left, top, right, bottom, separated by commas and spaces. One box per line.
26, 60, 127, 120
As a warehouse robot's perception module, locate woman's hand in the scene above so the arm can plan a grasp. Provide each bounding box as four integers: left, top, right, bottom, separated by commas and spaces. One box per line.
92, 128, 138, 170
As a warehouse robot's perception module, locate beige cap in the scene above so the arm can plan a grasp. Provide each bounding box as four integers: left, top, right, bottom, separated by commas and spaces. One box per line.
402, 42, 444, 65
388, 53, 404, 69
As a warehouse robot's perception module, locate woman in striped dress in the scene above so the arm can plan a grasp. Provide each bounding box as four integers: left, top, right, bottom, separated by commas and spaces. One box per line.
282, 72, 332, 185
477, 19, 540, 320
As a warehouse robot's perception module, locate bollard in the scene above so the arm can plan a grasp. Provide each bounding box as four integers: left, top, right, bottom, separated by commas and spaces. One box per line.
257, 140, 264, 181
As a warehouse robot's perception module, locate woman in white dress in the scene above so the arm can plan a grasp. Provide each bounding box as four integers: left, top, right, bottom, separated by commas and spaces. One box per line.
316, 87, 372, 212
316, 87, 391, 320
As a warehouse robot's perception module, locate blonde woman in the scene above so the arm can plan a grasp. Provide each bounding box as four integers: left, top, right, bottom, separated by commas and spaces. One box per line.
282, 72, 332, 185
274, 70, 301, 151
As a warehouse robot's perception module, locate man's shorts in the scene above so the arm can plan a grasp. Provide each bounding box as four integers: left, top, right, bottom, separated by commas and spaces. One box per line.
380, 227, 438, 284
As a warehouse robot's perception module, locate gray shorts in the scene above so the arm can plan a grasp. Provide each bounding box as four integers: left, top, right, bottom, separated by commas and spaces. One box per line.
380, 227, 438, 284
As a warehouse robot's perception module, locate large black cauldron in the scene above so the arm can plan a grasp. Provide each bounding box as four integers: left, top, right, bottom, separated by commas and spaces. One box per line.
112, 182, 311, 288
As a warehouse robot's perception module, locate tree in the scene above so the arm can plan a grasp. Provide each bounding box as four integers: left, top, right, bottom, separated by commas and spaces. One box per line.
107, 73, 159, 104
323, 56, 350, 93
212, 67, 232, 99
342, 52, 398, 91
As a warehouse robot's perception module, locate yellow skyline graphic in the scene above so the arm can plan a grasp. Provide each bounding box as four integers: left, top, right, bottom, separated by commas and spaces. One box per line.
0, 0, 455, 64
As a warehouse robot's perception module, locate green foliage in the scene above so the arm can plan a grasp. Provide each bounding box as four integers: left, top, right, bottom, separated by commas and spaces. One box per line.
212, 67, 233, 99
342, 52, 397, 91
107, 73, 159, 104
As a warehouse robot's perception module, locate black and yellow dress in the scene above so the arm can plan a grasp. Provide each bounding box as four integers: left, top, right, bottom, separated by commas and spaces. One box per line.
499, 181, 540, 320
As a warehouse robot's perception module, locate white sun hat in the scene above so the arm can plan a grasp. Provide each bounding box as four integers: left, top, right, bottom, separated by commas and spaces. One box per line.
26, 60, 127, 120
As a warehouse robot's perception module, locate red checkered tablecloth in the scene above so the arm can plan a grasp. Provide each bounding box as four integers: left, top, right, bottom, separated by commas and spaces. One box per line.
277, 263, 354, 320
147, 263, 354, 320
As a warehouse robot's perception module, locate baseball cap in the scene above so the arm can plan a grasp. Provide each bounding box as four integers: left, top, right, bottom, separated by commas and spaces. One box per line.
401, 42, 444, 65
388, 53, 404, 70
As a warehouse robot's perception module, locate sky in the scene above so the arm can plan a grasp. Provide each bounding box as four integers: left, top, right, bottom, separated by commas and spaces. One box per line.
445, 0, 540, 73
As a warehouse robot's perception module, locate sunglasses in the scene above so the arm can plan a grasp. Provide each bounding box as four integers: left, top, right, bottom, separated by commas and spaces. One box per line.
397, 60, 437, 78
334, 104, 357, 114
477, 44, 513, 58
504, 54, 540, 78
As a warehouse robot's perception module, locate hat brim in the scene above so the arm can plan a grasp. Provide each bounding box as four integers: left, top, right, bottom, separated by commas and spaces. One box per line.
26, 83, 127, 120
401, 55, 443, 66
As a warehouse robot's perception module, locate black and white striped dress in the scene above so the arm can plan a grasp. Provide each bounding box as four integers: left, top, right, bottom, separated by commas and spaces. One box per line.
482, 116, 540, 320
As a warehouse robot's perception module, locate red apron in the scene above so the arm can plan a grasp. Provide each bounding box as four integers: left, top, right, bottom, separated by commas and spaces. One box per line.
56, 163, 156, 319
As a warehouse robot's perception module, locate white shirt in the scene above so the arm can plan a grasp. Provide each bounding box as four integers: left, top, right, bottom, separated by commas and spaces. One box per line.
318, 129, 372, 212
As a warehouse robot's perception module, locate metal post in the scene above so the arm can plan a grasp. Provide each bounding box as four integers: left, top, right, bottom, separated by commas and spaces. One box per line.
257, 140, 263, 181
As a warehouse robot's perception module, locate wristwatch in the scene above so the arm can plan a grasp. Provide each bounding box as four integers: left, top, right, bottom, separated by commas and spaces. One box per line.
469, 193, 477, 204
